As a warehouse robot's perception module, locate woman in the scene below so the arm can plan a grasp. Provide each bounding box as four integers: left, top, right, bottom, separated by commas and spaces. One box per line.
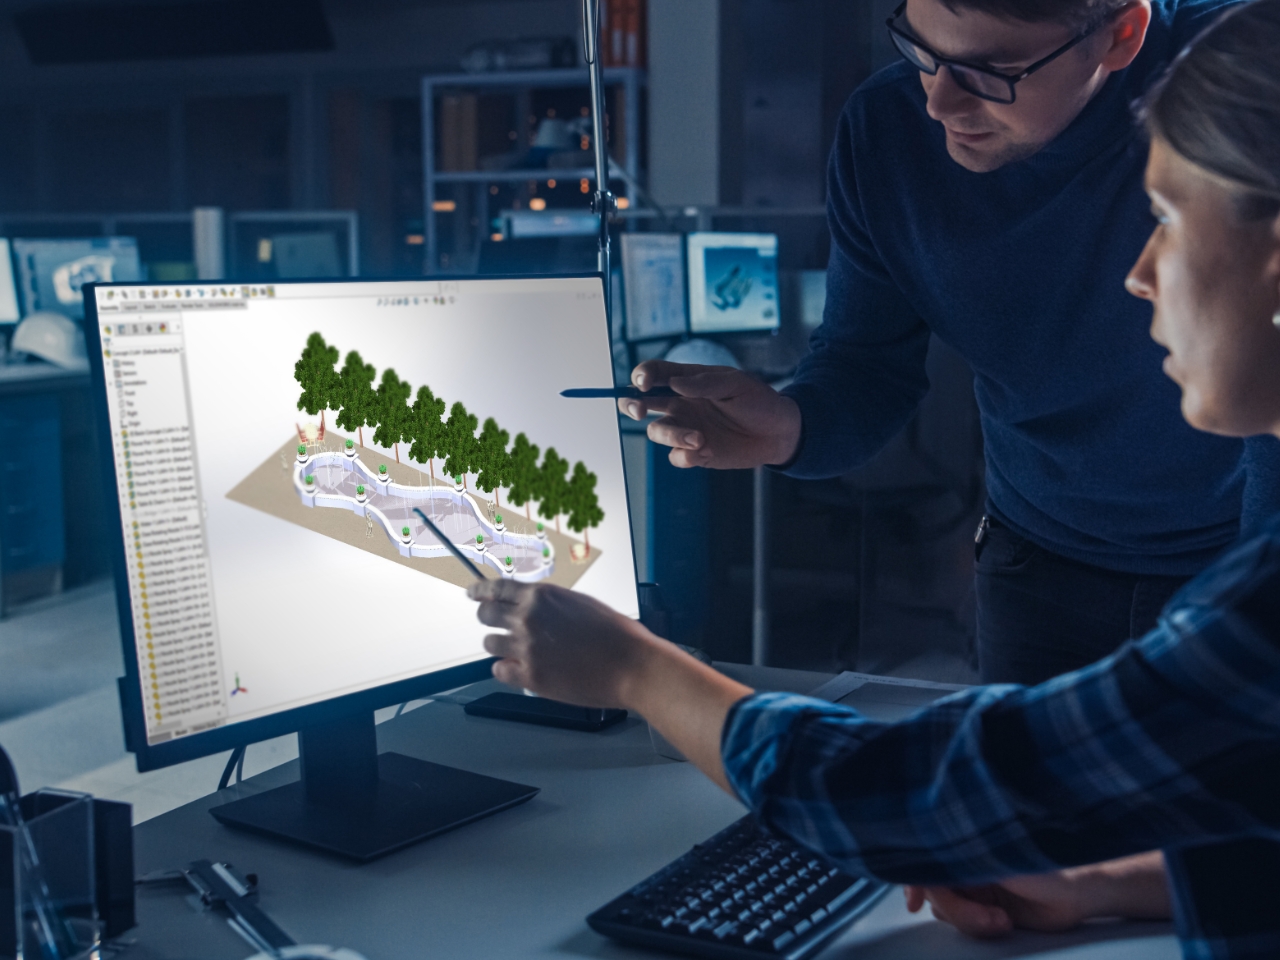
468, 0, 1280, 953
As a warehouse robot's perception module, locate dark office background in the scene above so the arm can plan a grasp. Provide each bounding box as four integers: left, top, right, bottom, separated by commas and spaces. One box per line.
0, 0, 982, 683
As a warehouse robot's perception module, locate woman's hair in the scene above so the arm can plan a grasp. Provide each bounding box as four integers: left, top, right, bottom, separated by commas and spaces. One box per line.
1140, 0, 1280, 220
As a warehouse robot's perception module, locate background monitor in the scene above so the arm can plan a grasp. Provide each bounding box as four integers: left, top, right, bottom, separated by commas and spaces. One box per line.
87, 276, 638, 859
13, 237, 142, 320
620, 233, 687, 341
686, 232, 780, 335
271, 231, 344, 279
0, 240, 19, 323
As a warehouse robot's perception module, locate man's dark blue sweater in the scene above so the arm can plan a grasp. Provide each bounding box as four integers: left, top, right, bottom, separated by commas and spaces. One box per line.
783, 0, 1280, 575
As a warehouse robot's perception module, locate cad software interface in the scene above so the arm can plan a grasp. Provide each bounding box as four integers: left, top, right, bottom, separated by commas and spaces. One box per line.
687, 233, 780, 335
93, 279, 639, 747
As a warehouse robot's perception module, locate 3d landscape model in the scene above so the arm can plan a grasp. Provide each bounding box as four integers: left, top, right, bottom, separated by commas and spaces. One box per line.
226, 333, 606, 590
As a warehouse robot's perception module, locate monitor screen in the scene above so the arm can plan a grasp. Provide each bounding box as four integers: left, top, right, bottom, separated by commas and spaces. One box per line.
271, 232, 344, 279
14, 237, 143, 321
686, 233, 780, 335
90, 278, 638, 749
0, 240, 19, 323
621, 234, 687, 341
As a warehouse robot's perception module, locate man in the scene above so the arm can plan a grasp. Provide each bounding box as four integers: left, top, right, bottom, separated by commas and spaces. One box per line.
622, 0, 1280, 685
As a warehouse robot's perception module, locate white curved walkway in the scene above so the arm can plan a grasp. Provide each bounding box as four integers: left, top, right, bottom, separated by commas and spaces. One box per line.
293, 449, 554, 582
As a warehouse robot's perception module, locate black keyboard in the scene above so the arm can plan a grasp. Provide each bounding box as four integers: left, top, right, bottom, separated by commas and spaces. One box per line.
587, 816, 888, 959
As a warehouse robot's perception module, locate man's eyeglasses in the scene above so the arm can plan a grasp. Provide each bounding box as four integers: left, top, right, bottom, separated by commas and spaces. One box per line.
885, 1, 1106, 105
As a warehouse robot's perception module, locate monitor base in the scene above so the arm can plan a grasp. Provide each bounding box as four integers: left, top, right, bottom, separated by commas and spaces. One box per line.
210, 710, 538, 862
464, 693, 627, 732
210, 752, 537, 861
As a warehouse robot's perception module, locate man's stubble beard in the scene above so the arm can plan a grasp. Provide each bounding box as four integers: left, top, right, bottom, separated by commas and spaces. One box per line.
945, 132, 1048, 172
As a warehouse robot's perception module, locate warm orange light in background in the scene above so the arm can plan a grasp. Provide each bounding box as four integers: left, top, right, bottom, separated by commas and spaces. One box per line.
547, 179, 557, 189
529, 198, 547, 211
580, 179, 590, 194
432, 200, 457, 212
405, 235, 425, 245
491, 233, 505, 242
616, 197, 631, 210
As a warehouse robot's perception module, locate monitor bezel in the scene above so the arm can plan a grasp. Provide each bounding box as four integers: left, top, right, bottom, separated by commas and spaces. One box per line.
86, 272, 636, 773
685, 231, 782, 337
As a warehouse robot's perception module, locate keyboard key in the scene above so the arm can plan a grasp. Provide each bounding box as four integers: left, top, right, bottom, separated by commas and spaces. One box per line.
713, 921, 737, 940
793, 919, 812, 936
743, 928, 762, 946
772, 931, 796, 951
810, 907, 828, 924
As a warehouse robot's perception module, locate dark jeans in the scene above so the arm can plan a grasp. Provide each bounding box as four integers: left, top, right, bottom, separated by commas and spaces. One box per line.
975, 516, 1192, 685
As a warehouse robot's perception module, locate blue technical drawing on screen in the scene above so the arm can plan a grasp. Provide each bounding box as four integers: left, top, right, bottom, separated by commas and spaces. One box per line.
13, 237, 143, 320
686, 233, 779, 335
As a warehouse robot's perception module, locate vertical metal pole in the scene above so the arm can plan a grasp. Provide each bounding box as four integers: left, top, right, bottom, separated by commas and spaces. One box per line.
752, 466, 770, 666
583, 0, 616, 324
422, 79, 438, 275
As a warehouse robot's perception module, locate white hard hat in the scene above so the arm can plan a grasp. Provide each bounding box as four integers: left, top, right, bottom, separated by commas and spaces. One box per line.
11, 311, 88, 370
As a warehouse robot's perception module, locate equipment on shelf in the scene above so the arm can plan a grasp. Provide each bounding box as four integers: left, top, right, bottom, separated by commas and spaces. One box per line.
0, 239, 20, 324
12, 237, 142, 321
587, 814, 888, 959
11, 312, 88, 369
687, 233, 781, 336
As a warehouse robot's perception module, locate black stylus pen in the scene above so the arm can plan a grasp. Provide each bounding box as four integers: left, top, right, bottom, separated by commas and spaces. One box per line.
413, 508, 486, 580
560, 386, 678, 399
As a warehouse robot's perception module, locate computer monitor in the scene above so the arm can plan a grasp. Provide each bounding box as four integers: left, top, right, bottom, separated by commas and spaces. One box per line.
86, 276, 639, 860
0, 240, 20, 323
13, 237, 142, 321
270, 232, 344, 279
686, 232, 780, 335
620, 234, 688, 341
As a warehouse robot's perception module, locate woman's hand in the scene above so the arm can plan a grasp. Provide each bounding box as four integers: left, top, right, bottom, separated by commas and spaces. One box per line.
904, 852, 1171, 939
468, 580, 753, 791
469, 578, 656, 709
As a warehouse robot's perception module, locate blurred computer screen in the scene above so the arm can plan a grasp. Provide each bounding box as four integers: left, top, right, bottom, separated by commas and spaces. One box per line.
12, 237, 142, 320
0, 240, 20, 323
686, 232, 780, 336
620, 233, 687, 341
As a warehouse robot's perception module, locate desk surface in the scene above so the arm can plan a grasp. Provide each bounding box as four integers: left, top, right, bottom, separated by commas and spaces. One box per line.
119, 665, 1177, 960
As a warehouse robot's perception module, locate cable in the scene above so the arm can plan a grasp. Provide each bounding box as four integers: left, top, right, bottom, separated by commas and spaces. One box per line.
218, 746, 246, 792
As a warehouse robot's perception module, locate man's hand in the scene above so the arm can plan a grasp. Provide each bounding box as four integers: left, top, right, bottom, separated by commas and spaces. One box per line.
468, 579, 753, 791
619, 360, 802, 470
904, 852, 1171, 939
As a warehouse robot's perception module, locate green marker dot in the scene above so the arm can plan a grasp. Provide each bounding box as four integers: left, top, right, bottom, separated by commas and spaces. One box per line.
537, 523, 544, 532
380, 465, 388, 475
543, 548, 550, 558
402, 527, 410, 537
305, 475, 314, 485
496, 515, 503, 524
297, 445, 306, 455
505, 556, 512, 565
476, 535, 484, 544
357, 485, 365, 495
346, 440, 354, 449
455, 476, 462, 484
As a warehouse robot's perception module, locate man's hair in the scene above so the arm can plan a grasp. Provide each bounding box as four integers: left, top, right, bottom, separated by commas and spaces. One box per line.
1140, 0, 1280, 220
941, 0, 1125, 29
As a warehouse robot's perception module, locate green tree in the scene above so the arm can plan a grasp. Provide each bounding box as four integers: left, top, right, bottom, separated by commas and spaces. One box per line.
374, 368, 413, 463
565, 461, 605, 555
506, 433, 541, 521
442, 402, 479, 488
335, 350, 377, 447
294, 333, 340, 431
407, 384, 447, 485
475, 418, 511, 508
536, 447, 570, 533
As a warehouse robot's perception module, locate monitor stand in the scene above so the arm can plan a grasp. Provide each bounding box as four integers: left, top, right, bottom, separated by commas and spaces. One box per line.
208, 712, 539, 862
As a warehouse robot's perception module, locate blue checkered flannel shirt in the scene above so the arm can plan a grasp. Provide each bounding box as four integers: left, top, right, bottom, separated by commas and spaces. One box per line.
722, 513, 1280, 959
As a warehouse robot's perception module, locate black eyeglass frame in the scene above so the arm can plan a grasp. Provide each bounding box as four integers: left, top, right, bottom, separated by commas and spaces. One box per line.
885, 1, 1109, 104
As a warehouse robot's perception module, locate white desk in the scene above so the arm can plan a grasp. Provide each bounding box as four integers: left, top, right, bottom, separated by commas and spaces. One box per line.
118, 665, 1178, 959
